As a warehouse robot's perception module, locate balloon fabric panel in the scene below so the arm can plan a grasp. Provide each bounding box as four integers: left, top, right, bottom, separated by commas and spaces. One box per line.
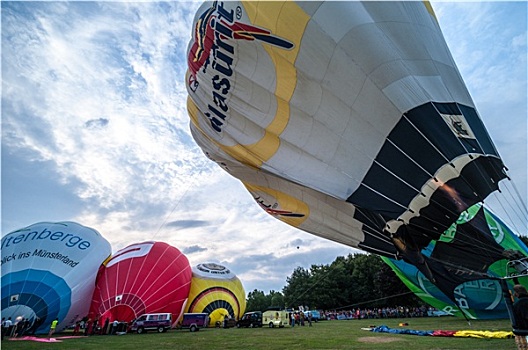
1, 221, 112, 334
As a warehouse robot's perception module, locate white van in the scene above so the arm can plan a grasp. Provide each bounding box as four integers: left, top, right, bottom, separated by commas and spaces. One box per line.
129, 313, 172, 334
263, 310, 290, 328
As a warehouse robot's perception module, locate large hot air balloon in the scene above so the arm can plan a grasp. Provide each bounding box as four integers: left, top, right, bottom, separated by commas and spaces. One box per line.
186, 263, 246, 327
89, 241, 192, 328
382, 203, 528, 319
185, 0, 526, 307
1, 221, 112, 334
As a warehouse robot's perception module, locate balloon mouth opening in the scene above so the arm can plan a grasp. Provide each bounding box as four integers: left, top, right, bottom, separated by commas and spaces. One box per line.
100, 304, 137, 324
209, 308, 230, 327
1, 304, 38, 324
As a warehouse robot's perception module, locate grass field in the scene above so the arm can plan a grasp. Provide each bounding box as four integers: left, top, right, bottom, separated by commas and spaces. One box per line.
1, 317, 518, 350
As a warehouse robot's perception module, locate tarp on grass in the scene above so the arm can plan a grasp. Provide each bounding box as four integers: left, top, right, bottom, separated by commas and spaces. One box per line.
371, 325, 513, 339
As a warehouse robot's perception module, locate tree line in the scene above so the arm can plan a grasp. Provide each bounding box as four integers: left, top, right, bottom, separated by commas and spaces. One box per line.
246, 253, 423, 312
247, 235, 528, 313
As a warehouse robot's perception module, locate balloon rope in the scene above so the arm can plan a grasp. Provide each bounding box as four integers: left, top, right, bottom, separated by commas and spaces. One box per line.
456, 303, 472, 327
287, 270, 328, 308
490, 190, 526, 236
501, 180, 528, 232
431, 102, 501, 198
353, 118, 481, 239
151, 167, 208, 240
509, 180, 528, 217
400, 111, 482, 202
332, 291, 415, 310
484, 175, 528, 237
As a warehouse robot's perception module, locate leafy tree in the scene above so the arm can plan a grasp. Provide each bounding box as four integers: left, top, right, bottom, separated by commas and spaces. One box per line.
248, 253, 425, 312
313, 258, 354, 309
374, 257, 422, 306
282, 267, 312, 309
246, 289, 269, 312
246, 289, 286, 312
308, 264, 345, 309
269, 290, 284, 309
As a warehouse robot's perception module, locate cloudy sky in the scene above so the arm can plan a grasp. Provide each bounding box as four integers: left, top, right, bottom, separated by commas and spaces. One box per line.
2, 1, 527, 295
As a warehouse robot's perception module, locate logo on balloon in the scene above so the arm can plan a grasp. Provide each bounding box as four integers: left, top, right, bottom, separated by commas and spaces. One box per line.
187, 1, 293, 133
440, 113, 476, 140
105, 242, 154, 268
255, 196, 305, 218
244, 183, 308, 228
197, 263, 231, 275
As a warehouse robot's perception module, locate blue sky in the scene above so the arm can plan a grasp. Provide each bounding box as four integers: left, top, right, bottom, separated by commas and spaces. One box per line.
2, 1, 527, 295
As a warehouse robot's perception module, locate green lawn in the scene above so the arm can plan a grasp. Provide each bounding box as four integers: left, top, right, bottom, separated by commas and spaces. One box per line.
1, 317, 517, 350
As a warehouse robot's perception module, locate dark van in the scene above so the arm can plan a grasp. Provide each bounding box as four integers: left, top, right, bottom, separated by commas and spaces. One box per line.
179, 313, 209, 332
236, 311, 262, 328
129, 313, 172, 334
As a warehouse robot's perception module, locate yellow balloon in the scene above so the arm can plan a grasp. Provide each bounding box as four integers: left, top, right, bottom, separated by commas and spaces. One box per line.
186, 263, 246, 327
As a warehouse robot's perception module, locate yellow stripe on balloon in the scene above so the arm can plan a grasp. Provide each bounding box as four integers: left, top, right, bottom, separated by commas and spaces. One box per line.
232, 1, 309, 167
186, 275, 246, 319
244, 183, 310, 227
423, 1, 438, 23
188, 3, 310, 169
187, 95, 264, 169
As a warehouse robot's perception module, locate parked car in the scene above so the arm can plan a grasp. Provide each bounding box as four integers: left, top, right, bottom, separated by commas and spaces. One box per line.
178, 313, 209, 332
236, 311, 262, 328
129, 313, 172, 334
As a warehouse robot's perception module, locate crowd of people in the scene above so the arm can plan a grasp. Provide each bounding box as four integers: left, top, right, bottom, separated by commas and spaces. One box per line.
0, 314, 126, 340
2, 285, 527, 350
1, 316, 43, 339
72, 316, 126, 336
319, 306, 435, 320
289, 311, 313, 327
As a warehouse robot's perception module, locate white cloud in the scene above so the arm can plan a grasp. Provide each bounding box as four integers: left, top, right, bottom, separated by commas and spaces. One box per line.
2, 1, 526, 295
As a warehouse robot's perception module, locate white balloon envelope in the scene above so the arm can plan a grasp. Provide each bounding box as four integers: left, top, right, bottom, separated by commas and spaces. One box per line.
186, 1, 516, 305
1, 221, 112, 334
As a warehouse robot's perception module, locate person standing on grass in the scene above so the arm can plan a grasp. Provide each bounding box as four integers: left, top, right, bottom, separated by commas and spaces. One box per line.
29, 316, 42, 335
4, 317, 13, 338
513, 284, 528, 350
73, 321, 81, 335
1, 317, 6, 340
48, 318, 58, 339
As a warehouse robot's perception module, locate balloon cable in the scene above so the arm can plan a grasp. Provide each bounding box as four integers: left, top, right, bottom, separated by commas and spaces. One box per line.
332, 291, 415, 311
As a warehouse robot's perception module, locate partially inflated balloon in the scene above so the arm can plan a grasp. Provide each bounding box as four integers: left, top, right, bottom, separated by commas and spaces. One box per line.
382, 204, 528, 319
89, 241, 192, 327
1, 222, 111, 334
186, 263, 246, 326
186, 1, 519, 302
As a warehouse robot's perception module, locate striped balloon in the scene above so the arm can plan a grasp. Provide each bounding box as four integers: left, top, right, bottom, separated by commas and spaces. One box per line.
89, 241, 192, 327
1, 221, 111, 334
186, 263, 246, 327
